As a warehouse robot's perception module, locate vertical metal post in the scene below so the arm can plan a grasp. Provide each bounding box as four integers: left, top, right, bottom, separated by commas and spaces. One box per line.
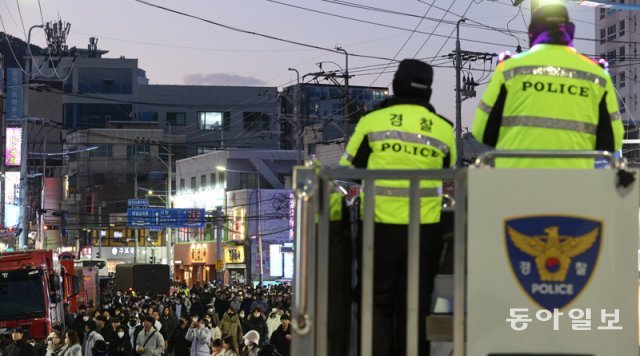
315, 178, 331, 355
455, 19, 466, 168
134, 148, 139, 263
256, 166, 263, 286
0, 54, 4, 230
360, 179, 375, 356
216, 206, 224, 283
288, 68, 302, 165
166, 126, 172, 270
336, 47, 350, 141
98, 205, 102, 258
40, 121, 47, 249
406, 179, 420, 354
19, 25, 44, 249
453, 170, 466, 356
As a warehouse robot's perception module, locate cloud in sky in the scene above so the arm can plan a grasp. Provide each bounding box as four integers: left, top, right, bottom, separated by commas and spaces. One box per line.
183, 73, 266, 86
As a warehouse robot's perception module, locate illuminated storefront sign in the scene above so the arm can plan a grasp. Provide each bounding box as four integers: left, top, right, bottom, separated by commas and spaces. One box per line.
191, 243, 207, 263
228, 207, 246, 241
4, 172, 20, 227
224, 246, 245, 264
5, 128, 21, 166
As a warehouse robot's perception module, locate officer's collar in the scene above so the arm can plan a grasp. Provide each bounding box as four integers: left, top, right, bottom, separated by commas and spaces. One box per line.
379, 97, 437, 113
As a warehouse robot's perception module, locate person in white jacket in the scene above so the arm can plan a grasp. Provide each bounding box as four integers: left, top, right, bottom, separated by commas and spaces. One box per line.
185, 318, 212, 356
82, 320, 104, 356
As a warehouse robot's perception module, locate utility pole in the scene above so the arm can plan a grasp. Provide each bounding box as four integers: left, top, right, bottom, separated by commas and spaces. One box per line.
166, 125, 172, 271
336, 47, 350, 142
215, 206, 223, 283
288, 68, 302, 165
39, 120, 47, 249
0, 54, 5, 231
19, 25, 43, 249
256, 165, 263, 287
455, 19, 465, 168
133, 145, 139, 263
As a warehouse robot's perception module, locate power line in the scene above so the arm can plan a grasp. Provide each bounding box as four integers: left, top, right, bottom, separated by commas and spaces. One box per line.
133, 0, 400, 63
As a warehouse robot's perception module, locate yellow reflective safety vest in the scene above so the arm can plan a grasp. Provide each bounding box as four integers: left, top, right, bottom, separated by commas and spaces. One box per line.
339, 97, 456, 224
472, 44, 624, 168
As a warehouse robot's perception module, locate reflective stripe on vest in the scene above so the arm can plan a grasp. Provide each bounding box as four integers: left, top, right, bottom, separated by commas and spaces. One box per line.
502, 66, 607, 87
367, 130, 450, 155
342, 152, 354, 163
610, 112, 621, 121
502, 116, 597, 135
375, 186, 440, 198
478, 101, 493, 114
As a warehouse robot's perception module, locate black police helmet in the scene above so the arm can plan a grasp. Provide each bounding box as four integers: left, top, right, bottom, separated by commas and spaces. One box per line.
528, 4, 574, 45
392, 59, 433, 100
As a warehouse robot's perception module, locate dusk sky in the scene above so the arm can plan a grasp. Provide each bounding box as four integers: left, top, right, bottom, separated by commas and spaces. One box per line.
0, 0, 598, 128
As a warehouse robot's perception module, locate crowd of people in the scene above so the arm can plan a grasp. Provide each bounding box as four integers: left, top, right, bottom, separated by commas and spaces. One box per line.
0, 281, 293, 356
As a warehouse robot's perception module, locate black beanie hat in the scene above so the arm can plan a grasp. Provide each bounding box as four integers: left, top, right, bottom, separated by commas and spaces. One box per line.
392, 59, 433, 99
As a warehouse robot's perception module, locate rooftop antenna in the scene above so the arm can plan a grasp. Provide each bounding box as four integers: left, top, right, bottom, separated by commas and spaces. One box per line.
44, 18, 71, 55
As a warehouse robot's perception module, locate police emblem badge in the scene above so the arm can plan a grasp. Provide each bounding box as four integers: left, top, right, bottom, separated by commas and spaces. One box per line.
505, 216, 602, 310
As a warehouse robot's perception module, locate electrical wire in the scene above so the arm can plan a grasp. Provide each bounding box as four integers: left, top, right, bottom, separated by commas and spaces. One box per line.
133, 0, 400, 63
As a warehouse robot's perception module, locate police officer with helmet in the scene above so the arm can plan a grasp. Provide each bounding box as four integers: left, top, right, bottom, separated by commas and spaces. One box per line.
472, 3, 624, 168
340, 58, 455, 356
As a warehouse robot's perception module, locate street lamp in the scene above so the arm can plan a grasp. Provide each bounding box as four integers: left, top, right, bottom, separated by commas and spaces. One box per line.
216, 165, 263, 286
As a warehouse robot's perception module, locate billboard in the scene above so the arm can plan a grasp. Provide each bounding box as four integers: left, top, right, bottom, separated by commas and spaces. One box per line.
6, 68, 23, 121
4, 172, 20, 227
5, 128, 22, 166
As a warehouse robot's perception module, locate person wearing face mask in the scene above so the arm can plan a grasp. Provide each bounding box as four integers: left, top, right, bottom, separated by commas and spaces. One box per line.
265, 308, 280, 341
209, 318, 222, 345
128, 316, 143, 349
71, 309, 89, 344
243, 308, 267, 347
239, 331, 259, 356
185, 318, 211, 356
219, 307, 243, 346
168, 317, 190, 356
108, 326, 133, 356
45, 331, 64, 356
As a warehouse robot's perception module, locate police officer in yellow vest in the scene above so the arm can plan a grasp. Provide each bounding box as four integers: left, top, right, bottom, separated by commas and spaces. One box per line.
472, 4, 623, 168
340, 59, 455, 356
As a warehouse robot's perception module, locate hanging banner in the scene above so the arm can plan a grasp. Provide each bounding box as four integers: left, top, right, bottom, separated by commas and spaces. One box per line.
5, 128, 22, 166
6, 68, 23, 121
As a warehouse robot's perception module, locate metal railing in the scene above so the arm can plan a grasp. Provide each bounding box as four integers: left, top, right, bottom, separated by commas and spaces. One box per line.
291, 164, 465, 356
475, 150, 623, 168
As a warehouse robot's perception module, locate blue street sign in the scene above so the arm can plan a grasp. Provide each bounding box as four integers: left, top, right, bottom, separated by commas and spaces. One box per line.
6, 68, 23, 121
127, 208, 205, 228
128, 198, 149, 207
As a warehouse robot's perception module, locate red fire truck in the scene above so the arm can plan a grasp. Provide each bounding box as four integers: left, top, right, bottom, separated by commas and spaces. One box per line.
0, 250, 68, 340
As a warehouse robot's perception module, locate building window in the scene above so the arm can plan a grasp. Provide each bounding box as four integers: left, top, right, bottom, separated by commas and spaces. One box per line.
127, 144, 150, 158
307, 143, 316, 155
180, 179, 185, 190
620, 98, 626, 113
600, 8, 606, 20
620, 46, 626, 62
608, 25, 617, 41
620, 19, 626, 36
190, 177, 196, 189
243, 112, 271, 131
608, 50, 617, 64
197, 111, 230, 130
210, 173, 217, 188
611, 74, 617, 86
200, 175, 207, 189
219, 171, 225, 188
239, 173, 257, 189
600, 28, 606, 44
620, 72, 626, 88
166, 112, 187, 126
89, 145, 113, 158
